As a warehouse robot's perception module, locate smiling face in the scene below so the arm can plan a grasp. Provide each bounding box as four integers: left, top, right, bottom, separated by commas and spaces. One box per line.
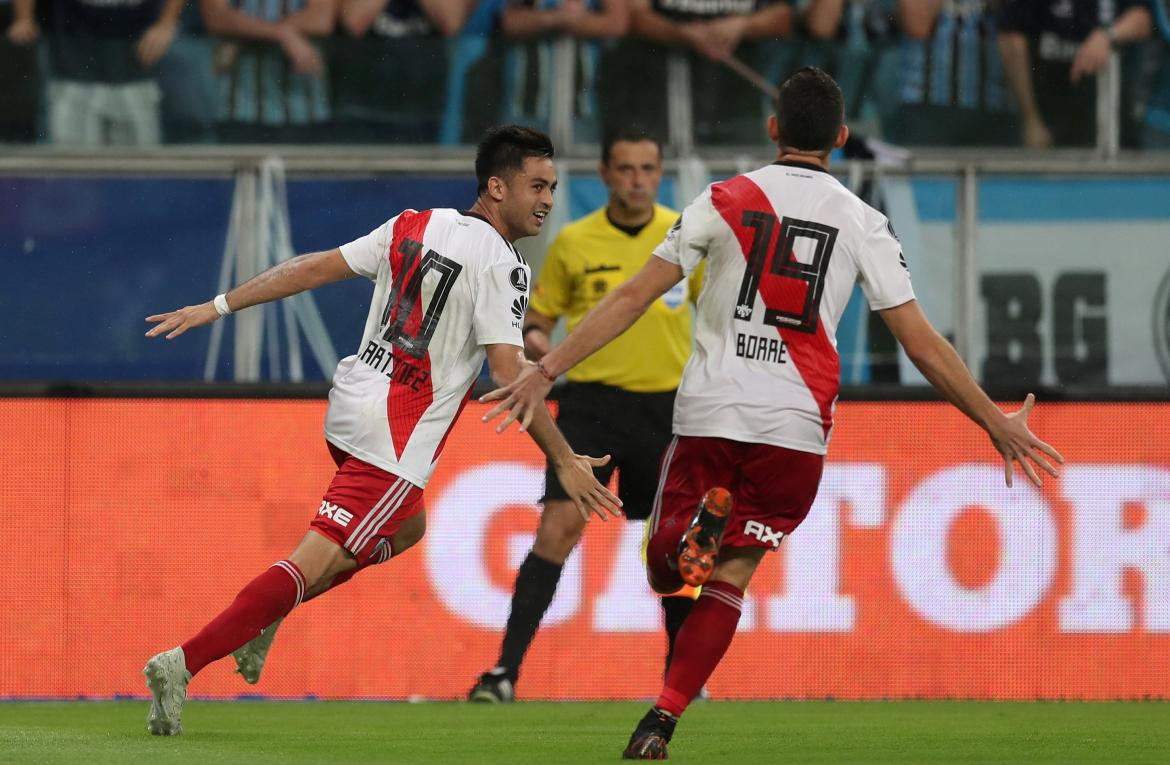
601, 139, 662, 221
494, 156, 558, 241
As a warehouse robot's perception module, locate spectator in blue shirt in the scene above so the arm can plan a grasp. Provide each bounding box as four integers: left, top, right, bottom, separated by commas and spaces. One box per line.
200, 0, 334, 143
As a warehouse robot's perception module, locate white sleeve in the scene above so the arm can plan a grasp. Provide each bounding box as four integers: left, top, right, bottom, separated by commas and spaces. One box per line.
855, 215, 916, 310
652, 187, 718, 277
338, 213, 402, 281
475, 253, 530, 347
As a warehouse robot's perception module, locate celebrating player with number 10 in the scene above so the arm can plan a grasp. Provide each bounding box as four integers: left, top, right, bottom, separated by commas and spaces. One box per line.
481, 68, 1065, 760
140, 125, 621, 736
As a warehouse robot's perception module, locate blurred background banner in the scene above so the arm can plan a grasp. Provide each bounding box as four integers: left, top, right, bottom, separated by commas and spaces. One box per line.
890, 174, 1170, 387
3, 398, 1167, 701
4, 170, 1169, 385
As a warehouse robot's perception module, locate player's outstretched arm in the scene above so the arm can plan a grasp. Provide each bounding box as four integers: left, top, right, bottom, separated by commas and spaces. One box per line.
145, 248, 357, 340
484, 344, 623, 522
481, 255, 684, 431
880, 299, 1065, 487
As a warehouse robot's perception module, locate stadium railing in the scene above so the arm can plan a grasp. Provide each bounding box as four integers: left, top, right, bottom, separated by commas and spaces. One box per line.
2, 30, 1166, 155
2, 151, 1168, 388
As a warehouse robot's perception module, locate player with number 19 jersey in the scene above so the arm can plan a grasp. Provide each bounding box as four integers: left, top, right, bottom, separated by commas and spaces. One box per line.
655, 160, 915, 456
325, 208, 531, 488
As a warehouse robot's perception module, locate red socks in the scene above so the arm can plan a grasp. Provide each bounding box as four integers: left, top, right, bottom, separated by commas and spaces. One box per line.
181, 560, 306, 677
654, 580, 744, 717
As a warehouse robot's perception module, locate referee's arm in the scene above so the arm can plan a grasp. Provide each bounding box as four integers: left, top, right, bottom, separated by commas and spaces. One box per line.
522, 308, 558, 360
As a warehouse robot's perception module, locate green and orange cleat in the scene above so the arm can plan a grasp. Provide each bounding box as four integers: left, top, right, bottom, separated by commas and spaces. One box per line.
677, 487, 733, 588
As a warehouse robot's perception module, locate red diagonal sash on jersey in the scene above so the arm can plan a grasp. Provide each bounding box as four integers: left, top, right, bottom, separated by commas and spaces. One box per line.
386, 210, 435, 460
711, 176, 839, 438
431, 385, 474, 465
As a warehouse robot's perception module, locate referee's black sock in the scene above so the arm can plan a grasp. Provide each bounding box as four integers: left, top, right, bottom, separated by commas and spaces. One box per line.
660, 595, 696, 675
496, 551, 564, 684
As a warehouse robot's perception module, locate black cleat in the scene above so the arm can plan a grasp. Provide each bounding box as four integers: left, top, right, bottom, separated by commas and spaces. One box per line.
622, 707, 678, 760
677, 487, 733, 587
467, 667, 515, 703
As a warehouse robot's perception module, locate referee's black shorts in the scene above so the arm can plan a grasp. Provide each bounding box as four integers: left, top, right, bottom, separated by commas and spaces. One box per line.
542, 382, 675, 521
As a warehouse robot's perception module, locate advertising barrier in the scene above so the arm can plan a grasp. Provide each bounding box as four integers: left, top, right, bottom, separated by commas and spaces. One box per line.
2, 399, 1168, 700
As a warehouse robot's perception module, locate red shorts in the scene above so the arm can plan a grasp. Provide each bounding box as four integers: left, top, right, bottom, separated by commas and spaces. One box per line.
310, 443, 425, 567
650, 435, 824, 551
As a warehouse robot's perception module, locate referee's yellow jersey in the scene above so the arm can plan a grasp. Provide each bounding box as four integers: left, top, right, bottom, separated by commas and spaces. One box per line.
529, 204, 703, 393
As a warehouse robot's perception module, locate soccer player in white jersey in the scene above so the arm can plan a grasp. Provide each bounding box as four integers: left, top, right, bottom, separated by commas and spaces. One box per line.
138, 125, 622, 736
481, 69, 1065, 759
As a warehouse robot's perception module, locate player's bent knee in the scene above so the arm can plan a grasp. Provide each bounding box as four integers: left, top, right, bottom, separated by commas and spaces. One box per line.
289, 530, 358, 590
533, 502, 586, 563
532, 535, 576, 564
647, 566, 684, 596
390, 512, 426, 556
709, 546, 766, 591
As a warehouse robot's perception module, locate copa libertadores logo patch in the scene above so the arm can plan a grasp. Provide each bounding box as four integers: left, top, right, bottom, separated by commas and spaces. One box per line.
665, 215, 682, 245
509, 266, 529, 293
1154, 268, 1170, 382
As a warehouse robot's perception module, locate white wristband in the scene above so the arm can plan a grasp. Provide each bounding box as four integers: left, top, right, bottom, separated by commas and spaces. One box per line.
213, 293, 233, 317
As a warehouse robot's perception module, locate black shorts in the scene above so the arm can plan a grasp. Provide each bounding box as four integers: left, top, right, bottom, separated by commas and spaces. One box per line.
543, 382, 675, 521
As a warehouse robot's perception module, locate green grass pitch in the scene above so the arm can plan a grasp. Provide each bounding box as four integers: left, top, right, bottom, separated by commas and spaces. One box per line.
1, 700, 1168, 764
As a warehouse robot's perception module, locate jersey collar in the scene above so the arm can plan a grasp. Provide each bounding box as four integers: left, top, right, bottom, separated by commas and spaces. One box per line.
772, 159, 831, 175
459, 209, 526, 263
605, 207, 653, 238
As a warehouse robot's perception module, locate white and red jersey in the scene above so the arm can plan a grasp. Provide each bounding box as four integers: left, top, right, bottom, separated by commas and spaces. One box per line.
325, 209, 530, 487
654, 161, 915, 455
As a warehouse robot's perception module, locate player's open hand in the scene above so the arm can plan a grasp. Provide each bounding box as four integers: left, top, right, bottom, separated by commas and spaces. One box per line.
988, 393, 1064, 487
554, 453, 623, 523
145, 302, 220, 340
480, 353, 554, 433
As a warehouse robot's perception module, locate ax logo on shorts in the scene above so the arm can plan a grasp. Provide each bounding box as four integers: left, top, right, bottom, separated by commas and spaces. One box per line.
744, 520, 784, 548
317, 500, 355, 528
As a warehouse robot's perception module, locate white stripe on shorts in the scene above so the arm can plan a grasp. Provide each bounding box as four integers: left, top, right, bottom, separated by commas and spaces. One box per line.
344, 477, 404, 550
347, 478, 413, 556
648, 435, 680, 534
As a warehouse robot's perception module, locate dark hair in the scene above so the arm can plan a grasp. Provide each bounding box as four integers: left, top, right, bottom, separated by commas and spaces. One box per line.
475, 125, 555, 195
775, 67, 844, 154
601, 127, 663, 165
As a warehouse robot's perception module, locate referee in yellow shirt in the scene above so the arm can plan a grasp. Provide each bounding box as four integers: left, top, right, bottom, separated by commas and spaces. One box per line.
469, 129, 702, 703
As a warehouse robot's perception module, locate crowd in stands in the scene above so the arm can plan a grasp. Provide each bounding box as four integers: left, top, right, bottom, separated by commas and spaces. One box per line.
1, 0, 1169, 149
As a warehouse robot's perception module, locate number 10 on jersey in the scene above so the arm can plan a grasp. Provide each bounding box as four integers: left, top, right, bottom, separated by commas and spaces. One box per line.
380, 238, 464, 358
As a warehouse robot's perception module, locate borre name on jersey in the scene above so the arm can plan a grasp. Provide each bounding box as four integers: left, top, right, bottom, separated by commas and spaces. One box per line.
327, 209, 529, 487
654, 161, 914, 455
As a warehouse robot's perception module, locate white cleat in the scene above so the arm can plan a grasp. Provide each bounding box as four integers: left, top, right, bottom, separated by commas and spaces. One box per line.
143, 647, 191, 736
232, 617, 284, 685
